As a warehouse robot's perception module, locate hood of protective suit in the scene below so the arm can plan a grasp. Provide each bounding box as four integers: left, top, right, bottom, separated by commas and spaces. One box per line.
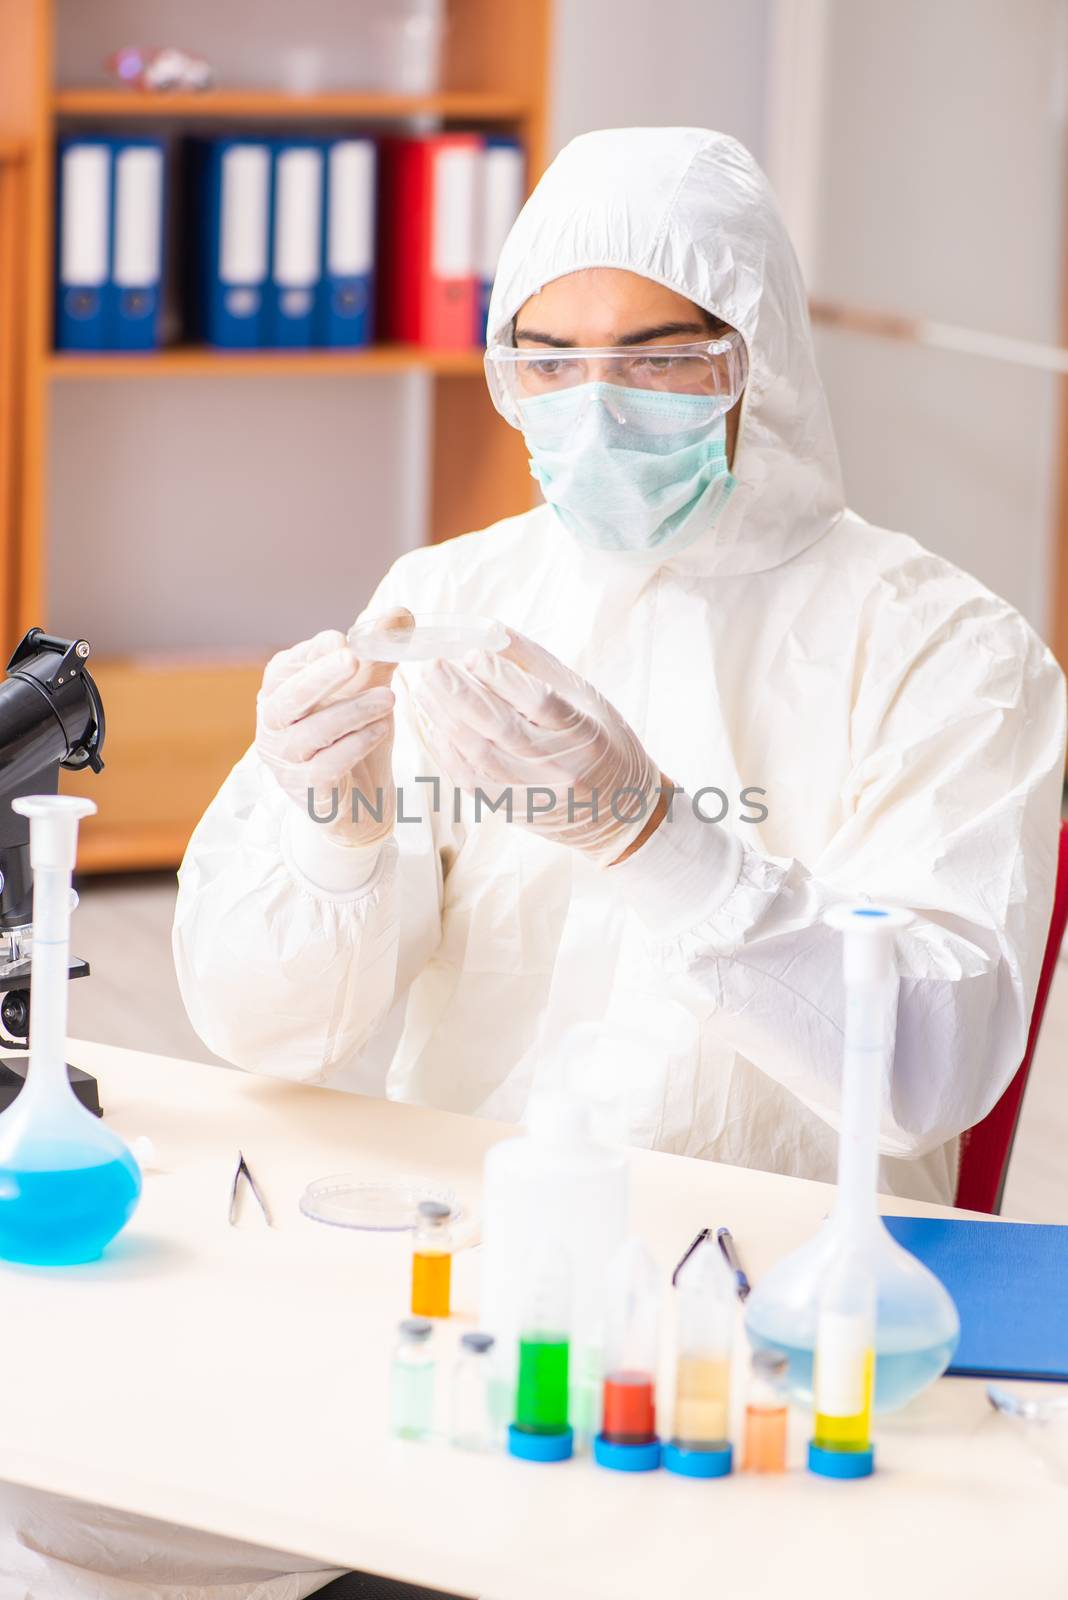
487, 127, 845, 577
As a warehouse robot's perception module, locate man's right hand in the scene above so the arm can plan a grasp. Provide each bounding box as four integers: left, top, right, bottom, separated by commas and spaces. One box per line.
255, 610, 413, 847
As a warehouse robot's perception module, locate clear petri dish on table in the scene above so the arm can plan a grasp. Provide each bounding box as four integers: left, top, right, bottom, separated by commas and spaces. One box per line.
300, 1173, 462, 1232
347, 612, 508, 663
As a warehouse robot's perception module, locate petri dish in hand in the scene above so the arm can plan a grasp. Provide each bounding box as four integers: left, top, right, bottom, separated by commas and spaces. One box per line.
348, 612, 508, 663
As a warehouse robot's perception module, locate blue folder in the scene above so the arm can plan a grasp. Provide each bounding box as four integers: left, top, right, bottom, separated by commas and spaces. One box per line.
56, 136, 165, 351
321, 137, 376, 349
267, 139, 324, 349
56, 137, 111, 349
107, 138, 166, 350
193, 138, 272, 349
885, 1215, 1068, 1382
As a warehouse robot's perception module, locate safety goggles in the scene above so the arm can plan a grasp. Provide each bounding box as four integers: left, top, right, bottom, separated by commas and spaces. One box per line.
484, 329, 748, 432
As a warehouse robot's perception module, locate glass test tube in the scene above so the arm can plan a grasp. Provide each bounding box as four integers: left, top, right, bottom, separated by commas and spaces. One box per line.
450, 1330, 499, 1452
509, 1242, 574, 1461
663, 1236, 734, 1477
570, 1341, 604, 1452
743, 1348, 788, 1473
411, 1199, 452, 1318
809, 1254, 876, 1477
595, 1239, 662, 1471
392, 1318, 435, 1440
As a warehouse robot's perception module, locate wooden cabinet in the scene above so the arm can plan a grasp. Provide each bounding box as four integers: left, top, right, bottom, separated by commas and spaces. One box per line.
0, 0, 551, 868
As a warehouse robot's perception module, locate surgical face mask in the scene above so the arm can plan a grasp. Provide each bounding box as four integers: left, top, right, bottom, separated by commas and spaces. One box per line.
517, 383, 735, 557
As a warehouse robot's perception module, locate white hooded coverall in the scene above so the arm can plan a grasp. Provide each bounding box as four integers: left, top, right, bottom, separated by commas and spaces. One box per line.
6, 128, 1061, 1600
176, 127, 1065, 1205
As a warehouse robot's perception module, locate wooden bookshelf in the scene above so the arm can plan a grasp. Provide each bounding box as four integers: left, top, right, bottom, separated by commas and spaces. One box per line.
53, 88, 530, 122
0, 0, 551, 872
0, 141, 27, 645
46, 344, 488, 380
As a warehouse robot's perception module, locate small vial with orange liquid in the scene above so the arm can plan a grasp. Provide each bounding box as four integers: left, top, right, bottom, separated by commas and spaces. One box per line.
742, 1348, 788, 1473
411, 1200, 453, 1318
808, 1253, 876, 1479
663, 1237, 735, 1478
594, 1239, 663, 1472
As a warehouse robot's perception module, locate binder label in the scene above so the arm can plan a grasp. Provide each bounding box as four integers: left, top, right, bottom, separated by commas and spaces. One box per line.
431, 146, 477, 279
113, 145, 163, 287
220, 145, 270, 285
273, 147, 323, 289
328, 141, 374, 277
477, 144, 524, 279
60, 145, 110, 286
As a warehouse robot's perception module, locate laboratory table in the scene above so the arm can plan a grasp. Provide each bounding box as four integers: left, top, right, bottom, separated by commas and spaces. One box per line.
0, 1040, 1062, 1600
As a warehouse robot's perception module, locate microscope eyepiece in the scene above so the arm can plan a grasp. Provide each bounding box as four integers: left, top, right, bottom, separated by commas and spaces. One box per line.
0, 630, 105, 932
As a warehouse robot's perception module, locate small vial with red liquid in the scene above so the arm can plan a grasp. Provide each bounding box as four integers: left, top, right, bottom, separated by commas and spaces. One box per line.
594, 1239, 663, 1472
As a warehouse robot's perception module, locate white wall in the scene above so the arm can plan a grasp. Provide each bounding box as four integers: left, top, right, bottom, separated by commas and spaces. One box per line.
551, 0, 1068, 639
550, 0, 772, 157
809, 0, 1067, 635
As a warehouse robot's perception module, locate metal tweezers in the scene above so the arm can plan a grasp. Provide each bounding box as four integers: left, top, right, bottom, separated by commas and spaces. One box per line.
229, 1150, 272, 1227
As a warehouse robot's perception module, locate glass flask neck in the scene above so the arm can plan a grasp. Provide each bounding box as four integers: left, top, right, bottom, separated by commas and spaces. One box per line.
20, 864, 77, 1108
828, 978, 896, 1240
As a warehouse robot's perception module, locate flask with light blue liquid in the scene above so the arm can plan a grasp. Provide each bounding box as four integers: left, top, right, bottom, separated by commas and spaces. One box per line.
745, 905, 959, 1412
0, 796, 141, 1265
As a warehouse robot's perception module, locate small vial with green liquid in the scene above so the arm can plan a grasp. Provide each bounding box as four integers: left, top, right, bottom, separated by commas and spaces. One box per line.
508, 1244, 574, 1463
392, 1317, 436, 1441
808, 1254, 876, 1479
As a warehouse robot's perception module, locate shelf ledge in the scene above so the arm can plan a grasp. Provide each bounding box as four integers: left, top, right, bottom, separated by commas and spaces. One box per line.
52, 88, 529, 122
47, 345, 487, 380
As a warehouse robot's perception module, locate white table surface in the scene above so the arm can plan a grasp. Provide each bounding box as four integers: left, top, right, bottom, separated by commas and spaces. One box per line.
0, 1039, 1062, 1600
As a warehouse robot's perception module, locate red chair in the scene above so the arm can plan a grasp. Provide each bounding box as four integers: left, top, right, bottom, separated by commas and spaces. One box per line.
954, 818, 1068, 1214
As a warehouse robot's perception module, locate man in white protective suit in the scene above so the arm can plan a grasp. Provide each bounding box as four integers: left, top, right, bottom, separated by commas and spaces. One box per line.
3, 128, 1061, 1600
176, 126, 1065, 1205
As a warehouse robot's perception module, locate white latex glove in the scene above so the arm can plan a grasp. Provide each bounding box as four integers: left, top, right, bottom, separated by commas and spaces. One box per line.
413, 629, 663, 867
256, 611, 413, 846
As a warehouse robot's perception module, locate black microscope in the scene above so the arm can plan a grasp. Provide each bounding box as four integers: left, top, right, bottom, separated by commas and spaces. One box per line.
0, 629, 106, 1112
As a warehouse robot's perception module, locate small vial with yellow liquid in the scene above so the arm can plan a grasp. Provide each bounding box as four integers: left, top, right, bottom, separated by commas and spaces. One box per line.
411, 1200, 453, 1318
663, 1237, 735, 1478
808, 1253, 876, 1479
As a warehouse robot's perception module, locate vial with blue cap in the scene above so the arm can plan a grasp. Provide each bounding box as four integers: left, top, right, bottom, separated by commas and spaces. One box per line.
745, 904, 960, 1412
663, 1236, 734, 1478
508, 1241, 574, 1462
594, 1238, 662, 1472
809, 1250, 877, 1479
